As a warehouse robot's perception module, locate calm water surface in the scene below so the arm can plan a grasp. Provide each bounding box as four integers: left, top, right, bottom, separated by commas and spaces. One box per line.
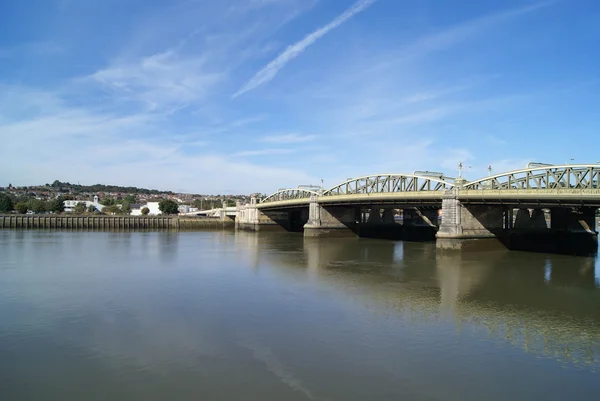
1, 230, 599, 400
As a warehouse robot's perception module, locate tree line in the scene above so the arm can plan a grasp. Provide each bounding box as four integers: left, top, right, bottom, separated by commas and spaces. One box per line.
48, 180, 173, 195
0, 193, 65, 214
0, 193, 181, 215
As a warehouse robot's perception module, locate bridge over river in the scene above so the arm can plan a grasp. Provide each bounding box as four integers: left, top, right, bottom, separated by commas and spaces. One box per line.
237, 164, 600, 254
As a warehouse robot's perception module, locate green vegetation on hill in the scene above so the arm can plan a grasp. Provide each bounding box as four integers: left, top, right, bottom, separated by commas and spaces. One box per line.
48, 180, 173, 195
0, 194, 14, 213
1, 195, 65, 214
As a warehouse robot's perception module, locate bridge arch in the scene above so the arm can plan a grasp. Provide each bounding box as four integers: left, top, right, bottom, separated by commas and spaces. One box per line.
322, 173, 455, 196
261, 188, 320, 203
463, 164, 600, 190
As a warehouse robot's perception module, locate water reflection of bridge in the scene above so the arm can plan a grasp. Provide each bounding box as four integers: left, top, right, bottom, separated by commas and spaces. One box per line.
233, 232, 600, 369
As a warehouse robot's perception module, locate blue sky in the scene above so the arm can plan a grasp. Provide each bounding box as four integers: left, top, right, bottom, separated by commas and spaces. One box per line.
1, 0, 599, 194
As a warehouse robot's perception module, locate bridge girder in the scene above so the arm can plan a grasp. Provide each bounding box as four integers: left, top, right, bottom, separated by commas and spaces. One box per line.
258, 165, 600, 206
322, 173, 454, 196
463, 164, 600, 190
261, 188, 320, 204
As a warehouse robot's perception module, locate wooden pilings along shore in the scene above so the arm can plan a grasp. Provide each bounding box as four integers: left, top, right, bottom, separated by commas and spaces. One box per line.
0, 215, 234, 230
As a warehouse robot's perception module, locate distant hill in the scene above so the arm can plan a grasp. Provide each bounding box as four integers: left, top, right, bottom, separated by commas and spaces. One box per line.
46, 180, 174, 195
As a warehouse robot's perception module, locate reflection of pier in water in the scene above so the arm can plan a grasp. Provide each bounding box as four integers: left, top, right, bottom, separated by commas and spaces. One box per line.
233, 231, 600, 369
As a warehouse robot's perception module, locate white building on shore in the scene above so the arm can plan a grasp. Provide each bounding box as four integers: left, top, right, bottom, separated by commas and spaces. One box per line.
131, 201, 162, 216
64, 195, 105, 213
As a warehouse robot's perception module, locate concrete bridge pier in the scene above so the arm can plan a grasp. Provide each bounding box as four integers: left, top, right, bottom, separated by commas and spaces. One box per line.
236, 198, 305, 232
513, 208, 549, 230
398, 208, 439, 241
304, 196, 357, 237
358, 207, 400, 240
436, 191, 506, 251
357, 207, 439, 241
530, 209, 549, 229
437, 196, 503, 240
436, 193, 598, 254
367, 208, 382, 224
506, 207, 599, 255
505, 207, 598, 255
550, 207, 596, 233
381, 209, 395, 224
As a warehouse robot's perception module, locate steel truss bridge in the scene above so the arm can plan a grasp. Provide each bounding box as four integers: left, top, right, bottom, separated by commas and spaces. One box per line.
257, 164, 600, 209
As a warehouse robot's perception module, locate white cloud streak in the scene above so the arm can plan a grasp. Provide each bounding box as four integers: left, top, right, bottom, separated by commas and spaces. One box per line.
233, 148, 295, 157
90, 49, 222, 112
232, 0, 376, 98
401, 1, 556, 61
259, 133, 317, 143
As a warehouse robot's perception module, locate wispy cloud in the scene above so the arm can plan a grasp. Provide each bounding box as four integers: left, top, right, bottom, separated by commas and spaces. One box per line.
372, 107, 451, 126
259, 133, 317, 143
233, 148, 295, 157
401, 1, 556, 60
90, 48, 223, 112
232, 0, 377, 97
363, 1, 556, 75
402, 84, 473, 104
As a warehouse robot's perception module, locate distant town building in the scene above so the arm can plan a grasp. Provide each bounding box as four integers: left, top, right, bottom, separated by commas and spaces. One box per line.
131, 202, 163, 216
145, 202, 162, 215
178, 205, 198, 214
64, 195, 104, 213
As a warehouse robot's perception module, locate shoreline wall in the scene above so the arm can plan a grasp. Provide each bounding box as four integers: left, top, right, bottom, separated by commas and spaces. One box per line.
0, 215, 234, 230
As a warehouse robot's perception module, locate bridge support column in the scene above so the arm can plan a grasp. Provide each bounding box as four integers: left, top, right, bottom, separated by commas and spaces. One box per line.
304, 196, 357, 237
514, 208, 549, 230
530, 209, 549, 229
505, 207, 598, 255
367, 209, 382, 224
437, 190, 505, 250
436, 192, 462, 238
236, 198, 293, 232
381, 209, 396, 224
504, 208, 513, 229
372, 207, 436, 241
550, 207, 596, 232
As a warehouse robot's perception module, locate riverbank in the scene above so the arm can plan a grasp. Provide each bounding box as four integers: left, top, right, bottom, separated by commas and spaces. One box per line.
0, 214, 234, 230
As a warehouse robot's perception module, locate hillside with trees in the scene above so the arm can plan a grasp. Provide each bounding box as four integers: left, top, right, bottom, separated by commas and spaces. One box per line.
47, 180, 173, 195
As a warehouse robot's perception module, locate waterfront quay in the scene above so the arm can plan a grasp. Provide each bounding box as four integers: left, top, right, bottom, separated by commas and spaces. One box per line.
0, 215, 234, 230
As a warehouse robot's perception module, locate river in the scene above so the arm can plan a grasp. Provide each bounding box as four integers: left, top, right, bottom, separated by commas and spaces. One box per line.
1, 230, 599, 400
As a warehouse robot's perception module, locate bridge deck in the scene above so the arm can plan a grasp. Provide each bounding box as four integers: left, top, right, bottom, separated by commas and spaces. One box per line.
256, 189, 600, 209
256, 165, 600, 209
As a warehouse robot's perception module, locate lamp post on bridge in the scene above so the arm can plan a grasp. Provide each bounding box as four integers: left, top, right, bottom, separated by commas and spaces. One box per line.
457, 161, 472, 178
456, 161, 471, 186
